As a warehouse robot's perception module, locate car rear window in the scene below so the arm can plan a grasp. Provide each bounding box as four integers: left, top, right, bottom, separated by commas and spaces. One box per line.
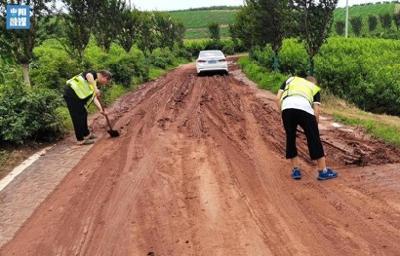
199, 51, 224, 58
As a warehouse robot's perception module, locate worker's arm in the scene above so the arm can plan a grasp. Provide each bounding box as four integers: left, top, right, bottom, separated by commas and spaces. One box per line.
93, 97, 106, 115
86, 73, 101, 97
276, 90, 283, 111
313, 92, 321, 123
313, 103, 321, 123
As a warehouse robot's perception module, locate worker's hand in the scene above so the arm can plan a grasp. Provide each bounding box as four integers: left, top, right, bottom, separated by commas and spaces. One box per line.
100, 110, 107, 116
95, 88, 101, 97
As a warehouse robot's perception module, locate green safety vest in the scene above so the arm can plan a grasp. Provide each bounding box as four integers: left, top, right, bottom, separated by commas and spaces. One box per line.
280, 77, 321, 106
66, 73, 96, 107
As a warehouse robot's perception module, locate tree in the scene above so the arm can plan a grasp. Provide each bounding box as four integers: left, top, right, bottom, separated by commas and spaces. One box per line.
248, 0, 290, 70
0, 0, 54, 86
335, 21, 345, 35
153, 12, 185, 49
208, 22, 220, 41
380, 13, 392, 30
136, 12, 158, 53
232, 0, 289, 71
93, 0, 125, 52
350, 16, 362, 36
393, 12, 400, 31
230, 4, 256, 50
62, 0, 102, 62
118, 8, 141, 53
368, 15, 378, 32
289, 0, 338, 75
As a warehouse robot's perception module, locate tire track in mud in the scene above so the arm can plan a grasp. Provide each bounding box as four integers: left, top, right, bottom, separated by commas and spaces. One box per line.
2, 60, 400, 256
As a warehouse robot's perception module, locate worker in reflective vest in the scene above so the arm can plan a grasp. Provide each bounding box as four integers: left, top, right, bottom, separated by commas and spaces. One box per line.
276, 76, 338, 181
63, 70, 112, 145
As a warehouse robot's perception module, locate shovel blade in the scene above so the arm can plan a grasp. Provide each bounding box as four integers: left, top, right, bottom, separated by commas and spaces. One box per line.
107, 129, 120, 138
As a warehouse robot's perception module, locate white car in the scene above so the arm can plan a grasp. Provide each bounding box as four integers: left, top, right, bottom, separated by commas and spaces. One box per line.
196, 50, 228, 75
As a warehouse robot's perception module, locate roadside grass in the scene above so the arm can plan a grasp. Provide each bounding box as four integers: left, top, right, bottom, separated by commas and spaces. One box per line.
322, 93, 400, 147
238, 56, 400, 147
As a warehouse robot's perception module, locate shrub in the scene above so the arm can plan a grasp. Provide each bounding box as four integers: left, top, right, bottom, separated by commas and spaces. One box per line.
31, 39, 81, 91
85, 42, 149, 86
0, 83, 63, 144
335, 21, 346, 35
250, 37, 400, 115
350, 16, 363, 36
149, 47, 175, 69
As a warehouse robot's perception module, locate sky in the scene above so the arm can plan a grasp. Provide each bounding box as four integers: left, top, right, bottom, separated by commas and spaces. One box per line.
130, 0, 395, 11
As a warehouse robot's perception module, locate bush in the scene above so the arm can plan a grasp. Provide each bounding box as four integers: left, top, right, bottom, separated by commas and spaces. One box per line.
238, 56, 287, 93
85, 42, 149, 86
0, 83, 63, 144
31, 39, 81, 91
149, 47, 175, 69
250, 37, 400, 115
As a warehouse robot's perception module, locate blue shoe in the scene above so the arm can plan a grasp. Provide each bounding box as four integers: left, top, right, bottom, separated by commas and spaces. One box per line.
317, 168, 338, 180
291, 168, 302, 180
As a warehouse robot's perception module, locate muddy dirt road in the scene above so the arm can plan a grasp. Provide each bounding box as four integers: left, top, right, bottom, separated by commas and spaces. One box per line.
2, 59, 400, 256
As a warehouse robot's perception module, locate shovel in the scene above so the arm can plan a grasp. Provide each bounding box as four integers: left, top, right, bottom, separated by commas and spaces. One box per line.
98, 98, 120, 138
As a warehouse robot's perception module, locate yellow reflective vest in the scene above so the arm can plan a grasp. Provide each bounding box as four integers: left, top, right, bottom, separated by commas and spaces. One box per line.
280, 77, 321, 106
66, 74, 96, 107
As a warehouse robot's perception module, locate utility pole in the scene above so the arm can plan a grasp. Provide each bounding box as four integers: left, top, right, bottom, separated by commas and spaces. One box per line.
345, 0, 349, 38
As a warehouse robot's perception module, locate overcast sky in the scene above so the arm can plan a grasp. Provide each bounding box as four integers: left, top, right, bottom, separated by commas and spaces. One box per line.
130, 0, 395, 11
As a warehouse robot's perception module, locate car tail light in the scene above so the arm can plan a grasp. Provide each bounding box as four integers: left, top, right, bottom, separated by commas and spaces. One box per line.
218, 59, 226, 62
197, 60, 206, 63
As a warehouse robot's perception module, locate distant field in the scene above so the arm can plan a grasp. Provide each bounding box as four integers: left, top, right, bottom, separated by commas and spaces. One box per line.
169, 9, 238, 39
334, 3, 398, 35
171, 3, 400, 39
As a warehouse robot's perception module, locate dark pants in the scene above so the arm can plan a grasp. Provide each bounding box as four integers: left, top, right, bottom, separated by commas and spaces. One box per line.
63, 88, 90, 141
282, 108, 325, 160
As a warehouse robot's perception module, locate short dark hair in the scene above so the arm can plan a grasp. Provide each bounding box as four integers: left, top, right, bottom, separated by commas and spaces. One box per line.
99, 70, 112, 81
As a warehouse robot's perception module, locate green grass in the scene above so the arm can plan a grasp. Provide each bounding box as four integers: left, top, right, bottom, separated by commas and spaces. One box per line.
169, 9, 237, 29
168, 8, 238, 39
334, 2, 397, 21
238, 55, 400, 148
333, 114, 400, 147
185, 27, 231, 39
238, 56, 287, 93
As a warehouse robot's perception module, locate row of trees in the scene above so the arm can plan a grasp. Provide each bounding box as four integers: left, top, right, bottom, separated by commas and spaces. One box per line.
0, 0, 185, 86
230, 0, 338, 75
335, 12, 400, 36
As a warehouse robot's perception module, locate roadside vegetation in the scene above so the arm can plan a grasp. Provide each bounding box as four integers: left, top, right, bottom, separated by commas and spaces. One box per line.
334, 2, 400, 36
0, 1, 190, 171
233, 0, 400, 147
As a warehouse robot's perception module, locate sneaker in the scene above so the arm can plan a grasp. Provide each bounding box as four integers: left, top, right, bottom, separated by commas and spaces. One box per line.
291, 168, 302, 180
85, 133, 97, 140
76, 139, 95, 146
317, 168, 338, 180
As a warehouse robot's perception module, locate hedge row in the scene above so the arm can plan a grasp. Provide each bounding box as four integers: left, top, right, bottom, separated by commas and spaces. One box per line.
251, 37, 400, 115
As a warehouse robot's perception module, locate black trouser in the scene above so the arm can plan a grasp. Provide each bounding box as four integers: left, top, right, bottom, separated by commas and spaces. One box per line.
63, 87, 90, 141
282, 108, 325, 160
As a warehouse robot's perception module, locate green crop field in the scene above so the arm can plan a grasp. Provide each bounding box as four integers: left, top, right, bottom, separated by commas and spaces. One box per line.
334, 2, 396, 21
170, 2, 400, 39
334, 2, 399, 35
169, 8, 238, 39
